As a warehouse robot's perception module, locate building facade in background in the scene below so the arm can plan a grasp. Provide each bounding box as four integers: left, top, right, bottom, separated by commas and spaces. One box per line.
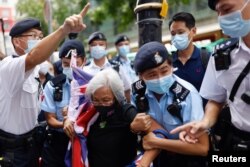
0, 0, 17, 56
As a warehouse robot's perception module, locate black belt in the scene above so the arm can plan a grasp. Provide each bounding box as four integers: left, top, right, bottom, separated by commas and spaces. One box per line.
231, 125, 250, 141
0, 129, 35, 149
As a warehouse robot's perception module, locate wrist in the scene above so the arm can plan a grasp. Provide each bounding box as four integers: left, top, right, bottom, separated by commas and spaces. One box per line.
202, 117, 211, 129
130, 123, 141, 134
59, 25, 69, 37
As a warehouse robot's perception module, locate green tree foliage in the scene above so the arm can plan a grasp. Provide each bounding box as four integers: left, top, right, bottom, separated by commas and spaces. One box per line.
16, 0, 190, 36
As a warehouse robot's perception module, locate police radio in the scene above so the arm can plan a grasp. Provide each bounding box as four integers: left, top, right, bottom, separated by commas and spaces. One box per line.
50, 74, 66, 102
213, 38, 239, 71
53, 85, 63, 102
132, 79, 149, 113
214, 49, 231, 71
167, 98, 183, 123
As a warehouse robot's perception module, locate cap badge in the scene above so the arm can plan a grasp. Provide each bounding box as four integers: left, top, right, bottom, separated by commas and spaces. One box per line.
154, 52, 163, 64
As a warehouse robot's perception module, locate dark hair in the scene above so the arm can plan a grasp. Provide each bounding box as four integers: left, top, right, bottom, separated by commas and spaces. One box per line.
168, 12, 195, 29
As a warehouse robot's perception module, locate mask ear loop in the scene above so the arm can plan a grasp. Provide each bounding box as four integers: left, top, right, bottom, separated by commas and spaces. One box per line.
15, 38, 27, 54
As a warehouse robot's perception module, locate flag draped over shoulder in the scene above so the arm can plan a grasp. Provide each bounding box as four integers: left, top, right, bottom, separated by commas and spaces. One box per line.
65, 49, 98, 167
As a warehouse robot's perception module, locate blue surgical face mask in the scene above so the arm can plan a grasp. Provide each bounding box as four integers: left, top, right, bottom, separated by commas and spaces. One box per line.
118, 45, 130, 57
144, 74, 175, 94
90, 45, 107, 60
171, 33, 191, 50
63, 67, 73, 80
25, 39, 40, 53
218, 0, 250, 38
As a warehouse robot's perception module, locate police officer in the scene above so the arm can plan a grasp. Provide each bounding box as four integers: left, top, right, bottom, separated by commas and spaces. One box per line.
113, 35, 138, 83
131, 41, 208, 167
0, 3, 89, 167
40, 39, 86, 167
53, 40, 86, 76
171, 0, 250, 152
83, 32, 132, 102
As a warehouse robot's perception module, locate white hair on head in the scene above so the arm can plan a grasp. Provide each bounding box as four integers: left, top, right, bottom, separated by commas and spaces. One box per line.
85, 68, 125, 103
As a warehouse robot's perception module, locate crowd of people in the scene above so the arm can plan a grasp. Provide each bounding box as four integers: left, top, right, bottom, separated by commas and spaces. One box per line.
0, 0, 250, 167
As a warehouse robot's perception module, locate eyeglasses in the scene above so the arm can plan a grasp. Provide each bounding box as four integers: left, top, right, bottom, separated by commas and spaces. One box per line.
91, 99, 114, 106
19, 33, 44, 40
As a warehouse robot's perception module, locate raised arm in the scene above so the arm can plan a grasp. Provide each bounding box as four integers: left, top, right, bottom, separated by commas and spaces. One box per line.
25, 3, 90, 72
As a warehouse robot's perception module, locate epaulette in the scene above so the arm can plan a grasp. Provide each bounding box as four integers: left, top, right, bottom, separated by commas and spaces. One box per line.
50, 73, 66, 87
169, 81, 190, 101
213, 38, 239, 55
109, 59, 120, 72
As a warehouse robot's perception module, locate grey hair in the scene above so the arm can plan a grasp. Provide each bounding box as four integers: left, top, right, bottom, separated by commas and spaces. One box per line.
85, 68, 125, 103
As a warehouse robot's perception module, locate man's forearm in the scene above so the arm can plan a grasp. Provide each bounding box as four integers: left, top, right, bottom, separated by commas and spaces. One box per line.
203, 100, 224, 128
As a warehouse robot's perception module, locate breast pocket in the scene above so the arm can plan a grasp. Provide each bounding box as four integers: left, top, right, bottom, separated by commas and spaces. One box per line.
21, 82, 38, 109
163, 112, 182, 134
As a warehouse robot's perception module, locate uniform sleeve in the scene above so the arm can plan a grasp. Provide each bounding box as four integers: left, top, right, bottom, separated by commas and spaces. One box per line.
40, 82, 56, 113
181, 90, 204, 124
119, 66, 132, 91
0, 56, 26, 95
200, 57, 227, 103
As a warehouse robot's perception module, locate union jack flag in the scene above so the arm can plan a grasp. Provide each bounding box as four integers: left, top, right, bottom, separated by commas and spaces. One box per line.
65, 49, 98, 167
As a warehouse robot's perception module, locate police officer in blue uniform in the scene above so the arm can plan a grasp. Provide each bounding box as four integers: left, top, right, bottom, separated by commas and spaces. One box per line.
40, 39, 86, 167
132, 41, 209, 167
171, 0, 250, 152
0, 3, 90, 166
113, 35, 138, 83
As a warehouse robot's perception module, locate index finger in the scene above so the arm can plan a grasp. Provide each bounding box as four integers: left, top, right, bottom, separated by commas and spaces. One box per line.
79, 2, 90, 17
170, 123, 192, 134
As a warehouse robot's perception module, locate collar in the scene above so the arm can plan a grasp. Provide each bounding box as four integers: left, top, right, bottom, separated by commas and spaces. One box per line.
235, 38, 250, 54
115, 54, 130, 64
172, 45, 200, 63
89, 57, 110, 69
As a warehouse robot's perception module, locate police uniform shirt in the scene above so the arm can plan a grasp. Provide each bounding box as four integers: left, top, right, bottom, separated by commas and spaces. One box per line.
40, 79, 71, 132
146, 75, 204, 139
200, 38, 250, 132
83, 57, 131, 91
0, 55, 40, 135
115, 55, 139, 83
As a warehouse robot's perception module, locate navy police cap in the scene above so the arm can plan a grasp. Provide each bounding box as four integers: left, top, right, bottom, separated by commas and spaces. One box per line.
59, 40, 85, 59
134, 41, 169, 73
208, 0, 218, 10
10, 18, 41, 37
88, 32, 106, 44
115, 35, 130, 45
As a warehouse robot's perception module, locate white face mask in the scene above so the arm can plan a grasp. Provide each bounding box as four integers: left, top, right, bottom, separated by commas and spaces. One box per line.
63, 67, 73, 80
90, 45, 107, 60
118, 45, 130, 57
171, 33, 191, 50
25, 39, 40, 53
218, 0, 250, 37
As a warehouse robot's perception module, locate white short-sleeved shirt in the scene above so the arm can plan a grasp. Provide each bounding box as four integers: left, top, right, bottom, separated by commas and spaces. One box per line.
120, 58, 138, 84
83, 58, 131, 91
200, 38, 250, 132
0, 55, 40, 135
